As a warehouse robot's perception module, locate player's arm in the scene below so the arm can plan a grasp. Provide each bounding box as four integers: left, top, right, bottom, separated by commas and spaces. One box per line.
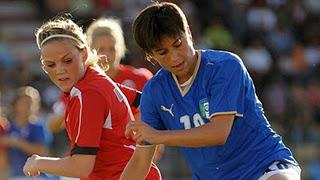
126, 114, 234, 147
47, 99, 66, 132
47, 114, 65, 132
0, 135, 48, 156
154, 55, 245, 147
156, 114, 234, 146
23, 153, 95, 177
120, 145, 156, 180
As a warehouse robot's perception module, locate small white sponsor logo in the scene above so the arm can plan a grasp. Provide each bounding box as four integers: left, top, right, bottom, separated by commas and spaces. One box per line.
161, 104, 174, 117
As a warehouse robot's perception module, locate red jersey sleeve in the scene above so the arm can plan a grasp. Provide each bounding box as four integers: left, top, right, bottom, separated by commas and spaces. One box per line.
70, 89, 108, 155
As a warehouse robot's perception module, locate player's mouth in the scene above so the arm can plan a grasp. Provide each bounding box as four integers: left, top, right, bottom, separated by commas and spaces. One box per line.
58, 77, 70, 82
172, 61, 185, 71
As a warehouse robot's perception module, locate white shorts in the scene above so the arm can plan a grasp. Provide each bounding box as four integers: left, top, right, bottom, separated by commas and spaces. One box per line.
259, 161, 301, 180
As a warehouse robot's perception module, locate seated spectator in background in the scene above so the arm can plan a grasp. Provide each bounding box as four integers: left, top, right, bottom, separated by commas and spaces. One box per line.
0, 86, 49, 178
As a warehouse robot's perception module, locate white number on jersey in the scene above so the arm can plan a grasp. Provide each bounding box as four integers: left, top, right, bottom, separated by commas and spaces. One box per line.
180, 113, 205, 129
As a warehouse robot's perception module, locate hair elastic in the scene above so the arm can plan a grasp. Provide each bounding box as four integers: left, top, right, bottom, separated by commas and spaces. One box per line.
39, 34, 80, 48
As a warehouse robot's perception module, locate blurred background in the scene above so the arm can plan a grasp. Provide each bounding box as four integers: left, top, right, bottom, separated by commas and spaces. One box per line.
0, 0, 319, 179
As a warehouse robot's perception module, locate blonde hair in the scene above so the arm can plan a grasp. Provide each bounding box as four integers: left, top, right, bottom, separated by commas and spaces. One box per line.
86, 17, 127, 60
35, 16, 100, 67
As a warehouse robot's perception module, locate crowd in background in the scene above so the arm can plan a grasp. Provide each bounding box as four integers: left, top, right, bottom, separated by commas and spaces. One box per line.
0, 0, 319, 179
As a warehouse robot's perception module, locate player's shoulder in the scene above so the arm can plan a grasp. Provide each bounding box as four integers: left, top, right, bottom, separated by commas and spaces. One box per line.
120, 64, 153, 79
73, 67, 114, 98
201, 49, 242, 64
200, 49, 244, 72
143, 69, 169, 92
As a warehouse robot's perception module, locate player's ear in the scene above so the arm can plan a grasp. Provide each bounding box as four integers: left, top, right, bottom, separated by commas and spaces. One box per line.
186, 26, 193, 40
145, 53, 157, 66
81, 48, 88, 63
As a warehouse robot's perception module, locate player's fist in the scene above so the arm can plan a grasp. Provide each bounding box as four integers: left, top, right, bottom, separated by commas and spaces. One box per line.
23, 154, 41, 177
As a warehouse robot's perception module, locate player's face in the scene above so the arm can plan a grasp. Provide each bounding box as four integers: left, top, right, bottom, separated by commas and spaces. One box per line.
40, 39, 87, 92
14, 96, 33, 119
92, 35, 119, 70
149, 33, 197, 83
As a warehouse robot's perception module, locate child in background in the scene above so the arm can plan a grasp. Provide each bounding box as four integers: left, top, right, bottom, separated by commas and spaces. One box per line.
0, 86, 48, 178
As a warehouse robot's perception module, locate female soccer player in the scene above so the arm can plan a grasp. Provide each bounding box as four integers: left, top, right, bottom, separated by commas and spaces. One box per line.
86, 17, 153, 91
23, 16, 161, 180
122, 2, 301, 180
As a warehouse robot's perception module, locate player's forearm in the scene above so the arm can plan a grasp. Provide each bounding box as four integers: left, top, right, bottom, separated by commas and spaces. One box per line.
159, 116, 234, 147
48, 114, 65, 132
36, 155, 94, 178
16, 142, 48, 156
120, 146, 156, 180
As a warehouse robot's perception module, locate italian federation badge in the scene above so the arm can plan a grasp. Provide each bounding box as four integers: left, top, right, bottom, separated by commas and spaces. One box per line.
199, 98, 209, 119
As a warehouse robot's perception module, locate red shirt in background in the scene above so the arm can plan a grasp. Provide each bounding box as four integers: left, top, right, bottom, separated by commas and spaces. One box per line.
113, 64, 153, 91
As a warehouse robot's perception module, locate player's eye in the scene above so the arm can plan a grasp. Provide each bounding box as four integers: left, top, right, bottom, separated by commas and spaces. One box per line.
64, 58, 72, 64
46, 63, 55, 68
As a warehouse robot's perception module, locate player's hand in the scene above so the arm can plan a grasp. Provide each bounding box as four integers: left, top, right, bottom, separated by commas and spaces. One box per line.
23, 154, 41, 177
125, 121, 161, 145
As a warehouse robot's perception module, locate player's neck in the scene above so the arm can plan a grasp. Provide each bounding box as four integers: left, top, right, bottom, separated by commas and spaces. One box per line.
177, 51, 199, 84
179, 75, 193, 87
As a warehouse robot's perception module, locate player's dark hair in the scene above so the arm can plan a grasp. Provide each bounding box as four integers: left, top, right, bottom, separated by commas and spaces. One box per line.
133, 2, 189, 54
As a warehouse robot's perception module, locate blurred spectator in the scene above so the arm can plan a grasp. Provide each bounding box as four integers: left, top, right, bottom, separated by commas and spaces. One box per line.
202, 18, 233, 50
242, 38, 273, 93
0, 33, 17, 70
262, 76, 287, 124
291, 41, 307, 74
304, 0, 320, 15
230, 0, 249, 42
267, 22, 294, 55
43, 0, 71, 19
0, 86, 49, 178
242, 38, 272, 75
246, 0, 277, 33
286, 82, 314, 146
0, 104, 9, 180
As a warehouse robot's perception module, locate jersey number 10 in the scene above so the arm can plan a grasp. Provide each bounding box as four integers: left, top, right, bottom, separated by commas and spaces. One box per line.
180, 113, 205, 129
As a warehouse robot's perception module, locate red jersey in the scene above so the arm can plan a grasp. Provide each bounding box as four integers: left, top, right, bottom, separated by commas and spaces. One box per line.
113, 64, 153, 91
63, 67, 160, 180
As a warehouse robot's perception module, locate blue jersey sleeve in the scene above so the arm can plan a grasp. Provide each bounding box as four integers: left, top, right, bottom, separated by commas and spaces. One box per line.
140, 83, 165, 130
208, 54, 246, 118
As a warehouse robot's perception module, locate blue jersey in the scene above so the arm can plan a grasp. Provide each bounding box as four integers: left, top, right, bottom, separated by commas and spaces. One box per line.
141, 50, 298, 179
6, 120, 47, 177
